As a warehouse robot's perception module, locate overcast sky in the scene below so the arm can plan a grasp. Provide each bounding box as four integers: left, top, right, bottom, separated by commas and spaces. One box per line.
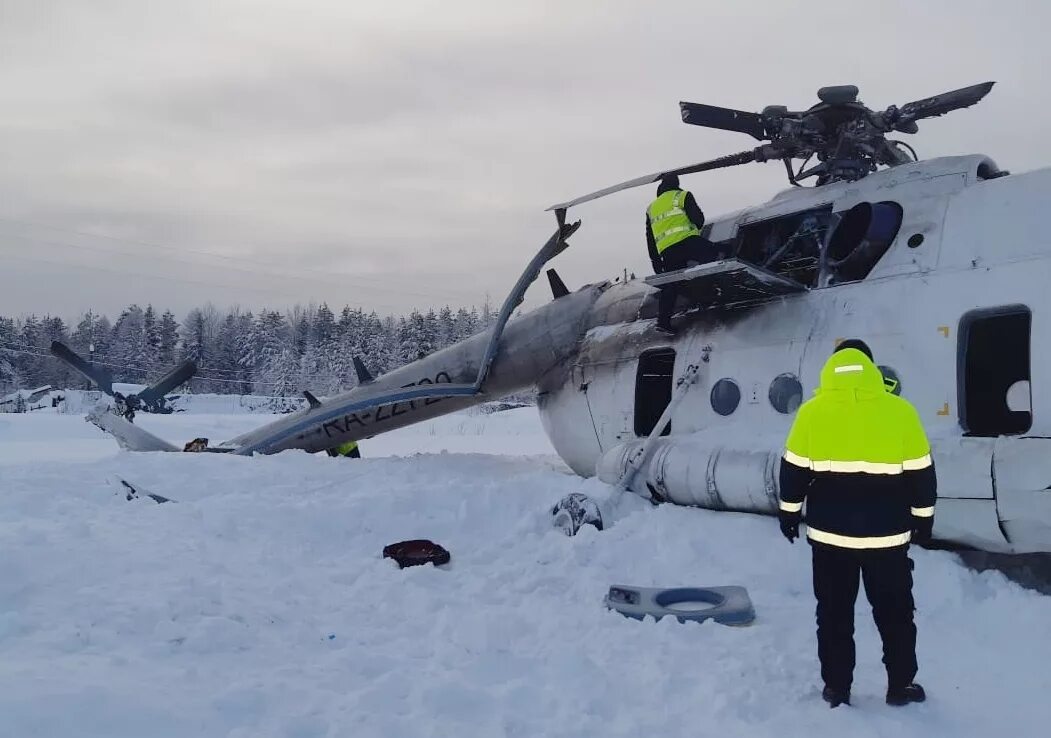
1, 0, 1047, 321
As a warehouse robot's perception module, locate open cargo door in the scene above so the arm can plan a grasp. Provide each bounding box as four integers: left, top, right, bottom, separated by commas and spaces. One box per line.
644, 258, 807, 310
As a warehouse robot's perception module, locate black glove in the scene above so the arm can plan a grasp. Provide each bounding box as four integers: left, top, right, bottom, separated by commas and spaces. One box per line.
651, 259, 663, 275
911, 515, 934, 545
779, 511, 801, 544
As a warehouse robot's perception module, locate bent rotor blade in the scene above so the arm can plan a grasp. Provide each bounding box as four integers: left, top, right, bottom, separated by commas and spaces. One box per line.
134, 359, 197, 407
87, 408, 180, 452
547, 150, 757, 212
679, 101, 767, 140
50, 341, 114, 395
898, 81, 995, 122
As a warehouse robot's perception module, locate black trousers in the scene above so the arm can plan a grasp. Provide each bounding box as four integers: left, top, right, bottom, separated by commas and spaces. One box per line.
811, 544, 917, 692
655, 237, 718, 329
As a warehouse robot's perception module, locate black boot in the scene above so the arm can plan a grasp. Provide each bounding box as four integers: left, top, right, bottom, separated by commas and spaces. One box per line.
886, 682, 926, 706
822, 686, 850, 708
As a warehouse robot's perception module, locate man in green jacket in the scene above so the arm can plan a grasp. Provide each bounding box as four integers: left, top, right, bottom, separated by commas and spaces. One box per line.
646, 175, 717, 334
779, 339, 936, 708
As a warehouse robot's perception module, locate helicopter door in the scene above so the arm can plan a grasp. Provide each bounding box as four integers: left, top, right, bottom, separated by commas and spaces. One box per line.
634, 348, 675, 437
959, 306, 1032, 436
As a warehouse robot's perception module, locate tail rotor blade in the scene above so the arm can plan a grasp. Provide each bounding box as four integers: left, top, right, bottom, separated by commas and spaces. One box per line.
679, 102, 767, 140
50, 341, 114, 395
898, 81, 995, 123
134, 360, 197, 407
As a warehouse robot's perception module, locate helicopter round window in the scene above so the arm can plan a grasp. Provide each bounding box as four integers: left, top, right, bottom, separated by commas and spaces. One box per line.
879, 365, 902, 396
710, 379, 741, 416
769, 374, 803, 414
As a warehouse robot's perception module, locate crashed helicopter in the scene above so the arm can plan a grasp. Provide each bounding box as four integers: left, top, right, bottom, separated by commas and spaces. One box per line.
54, 81, 1051, 555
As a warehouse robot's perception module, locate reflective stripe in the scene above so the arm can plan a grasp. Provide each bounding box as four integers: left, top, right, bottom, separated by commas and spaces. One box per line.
902, 454, 933, 471
659, 225, 695, 237
911, 506, 935, 518
783, 450, 811, 468
806, 526, 911, 549
783, 451, 906, 474
650, 208, 686, 223
811, 460, 903, 475
779, 499, 803, 513
833, 364, 864, 374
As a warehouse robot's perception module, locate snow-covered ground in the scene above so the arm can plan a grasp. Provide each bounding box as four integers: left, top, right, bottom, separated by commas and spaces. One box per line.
2, 407, 1050, 737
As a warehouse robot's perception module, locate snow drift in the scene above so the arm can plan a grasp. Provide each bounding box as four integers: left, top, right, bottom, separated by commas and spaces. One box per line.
1, 408, 1049, 737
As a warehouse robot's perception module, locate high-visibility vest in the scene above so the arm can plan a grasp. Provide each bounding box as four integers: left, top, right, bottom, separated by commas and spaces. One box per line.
331, 440, 359, 457
647, 190, 702, 254
778, 348, 936, 549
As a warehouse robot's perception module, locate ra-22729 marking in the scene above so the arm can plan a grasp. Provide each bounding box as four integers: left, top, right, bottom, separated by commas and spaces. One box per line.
321, 371, 454, 437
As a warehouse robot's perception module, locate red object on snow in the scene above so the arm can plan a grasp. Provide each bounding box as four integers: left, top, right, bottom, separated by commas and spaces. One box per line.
383, 539, 451, 569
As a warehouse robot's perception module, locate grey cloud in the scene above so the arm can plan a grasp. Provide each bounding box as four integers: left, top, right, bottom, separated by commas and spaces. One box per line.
1, 0, 1050, 322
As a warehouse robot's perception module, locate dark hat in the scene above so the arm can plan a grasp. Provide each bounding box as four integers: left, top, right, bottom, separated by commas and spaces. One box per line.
659, 174, 680, 191
834, 338, 873, 360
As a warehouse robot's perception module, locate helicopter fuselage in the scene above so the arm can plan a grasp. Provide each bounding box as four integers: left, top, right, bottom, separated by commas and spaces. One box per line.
538, 154, 1051, 554
80, 152, 1051, 556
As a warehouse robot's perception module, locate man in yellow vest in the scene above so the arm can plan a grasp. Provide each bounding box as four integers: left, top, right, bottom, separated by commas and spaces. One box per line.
778, 339, 936, 709
326, 440, 360, 458
646, 175, 716, 333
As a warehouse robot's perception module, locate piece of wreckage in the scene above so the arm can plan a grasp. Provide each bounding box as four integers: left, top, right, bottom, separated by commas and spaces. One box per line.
59, 81, 1051, 556
50, 340, 196, 421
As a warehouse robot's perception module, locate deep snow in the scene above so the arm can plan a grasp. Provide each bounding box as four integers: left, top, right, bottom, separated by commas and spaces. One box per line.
1, 406, 1050, 737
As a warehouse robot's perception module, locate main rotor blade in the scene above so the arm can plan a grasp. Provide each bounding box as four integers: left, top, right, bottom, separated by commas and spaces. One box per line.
134, 359, 197, 407
547, 150, 757, 212
679, 101, 767, 140
50, 341, 114, 395
898, 81, 995, 122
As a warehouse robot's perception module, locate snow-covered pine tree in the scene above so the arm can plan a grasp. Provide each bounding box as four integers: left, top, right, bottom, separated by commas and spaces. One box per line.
254, 309, 300, 396
480, 296, 495, 329
111, 304, 147, 383
364, 312, 394, 376
142, 305, 161, 375
41, 316, 72, 388
233, 311, 256, 394
289, 304, 313, 361
17, 315, 45, 387
299, 302, 340, 395
454, 306, 480, 341
437, 305, 456, 349
157, 310, 179, 368
337, 306, 366, 387
93, 315, 113, 377
0, 315, 21, 393
214, 311, 244, 396
180, 308, 206, 365
422, 309, 439, 356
